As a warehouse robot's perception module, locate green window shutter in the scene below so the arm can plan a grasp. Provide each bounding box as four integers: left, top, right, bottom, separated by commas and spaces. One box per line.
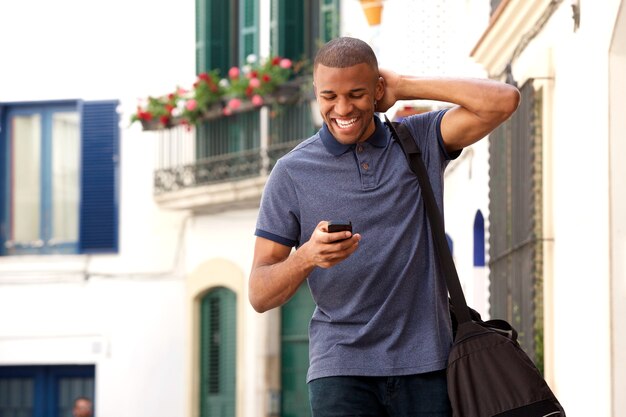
239, 0, 259, 65
272, 0, 305, 60
281, 284, 315, 417
200, 287, 237, 417
197, 0, 233, 75
320, 0, 339, 43
270, 0, 279, 56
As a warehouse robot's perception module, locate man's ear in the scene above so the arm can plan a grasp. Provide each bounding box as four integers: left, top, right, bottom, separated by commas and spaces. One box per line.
375, 76, 385, 100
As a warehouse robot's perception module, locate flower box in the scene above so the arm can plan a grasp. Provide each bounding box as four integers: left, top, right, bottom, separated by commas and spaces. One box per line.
133, 55, 311, 131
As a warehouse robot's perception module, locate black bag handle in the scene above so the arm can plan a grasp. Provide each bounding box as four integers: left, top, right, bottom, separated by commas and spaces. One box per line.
384, 116, 471, 324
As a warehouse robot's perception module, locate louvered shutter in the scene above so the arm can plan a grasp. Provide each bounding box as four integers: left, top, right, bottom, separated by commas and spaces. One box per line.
197, 0, 232, 76
272, 0, 305, 61
320, 0, 339, 43
200, 287, 237, 417
281, 283, 315, 417
239, 0, 259, 65
79, 100, 119, 254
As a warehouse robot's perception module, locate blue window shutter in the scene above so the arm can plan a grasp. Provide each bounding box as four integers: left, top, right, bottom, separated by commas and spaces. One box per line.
79, 100, 119, 254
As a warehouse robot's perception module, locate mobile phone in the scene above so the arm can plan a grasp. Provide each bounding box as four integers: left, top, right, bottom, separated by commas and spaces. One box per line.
327, 221, 352, 233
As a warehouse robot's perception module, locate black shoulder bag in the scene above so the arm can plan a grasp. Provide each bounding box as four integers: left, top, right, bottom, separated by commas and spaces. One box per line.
385, 117, 566, 417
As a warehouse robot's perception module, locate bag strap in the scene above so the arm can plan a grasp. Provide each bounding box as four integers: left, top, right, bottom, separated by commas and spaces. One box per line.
384, 116, 471, 324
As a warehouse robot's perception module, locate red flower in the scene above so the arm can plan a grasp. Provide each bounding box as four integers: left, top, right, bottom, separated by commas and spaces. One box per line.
272, 56, 281, 65
198, 72, 209, 81
165, 104, 175, 113
262, 74, 271, 83
227, 98, 242, 110
159, 115, 170, 125
251, 94, 264, 107
228, 66, 240, 79
245, 86, 254, 97
138, 111, 152, 121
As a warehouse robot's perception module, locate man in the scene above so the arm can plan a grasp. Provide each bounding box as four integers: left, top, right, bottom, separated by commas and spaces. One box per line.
249, 37, 519, 416
72, 397, 93, 417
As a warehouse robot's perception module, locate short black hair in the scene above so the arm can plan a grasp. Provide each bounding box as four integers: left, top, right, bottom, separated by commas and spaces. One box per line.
314, 37, 378, 72
74, 397, 92, 405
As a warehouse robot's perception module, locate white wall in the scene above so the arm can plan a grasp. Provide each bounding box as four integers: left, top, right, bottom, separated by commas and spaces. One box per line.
444, 139, 491, 318
0, 1, 196, 416
549, 5, 612, 415
609, 4, 626, 416
506, 1, 623, 414
0, 279, 186, 417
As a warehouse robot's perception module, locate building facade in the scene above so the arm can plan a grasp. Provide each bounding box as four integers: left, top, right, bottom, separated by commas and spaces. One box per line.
4, 0, 621, 416
470, 1, 626, 416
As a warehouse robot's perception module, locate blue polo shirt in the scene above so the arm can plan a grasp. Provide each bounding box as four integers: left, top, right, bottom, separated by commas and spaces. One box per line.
255, 110, 458, 382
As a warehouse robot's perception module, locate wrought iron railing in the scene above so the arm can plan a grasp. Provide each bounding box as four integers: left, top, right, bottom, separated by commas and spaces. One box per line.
154, 99, 316, 194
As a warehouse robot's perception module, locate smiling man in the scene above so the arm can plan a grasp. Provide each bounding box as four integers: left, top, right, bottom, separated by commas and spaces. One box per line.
249, 37, 519, 416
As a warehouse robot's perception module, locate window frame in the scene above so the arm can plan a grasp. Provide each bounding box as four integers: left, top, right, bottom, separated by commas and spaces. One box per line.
0, 99, 120, 256
2, 101, 79, 255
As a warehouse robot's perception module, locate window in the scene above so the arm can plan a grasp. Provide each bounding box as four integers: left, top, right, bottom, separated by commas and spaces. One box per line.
0, 365, 95, 417
0, 100, 120, 255
474, 210, 485, 267
200, 287, 237, 417
270, 0, 340, 62
196, 0, 259, 76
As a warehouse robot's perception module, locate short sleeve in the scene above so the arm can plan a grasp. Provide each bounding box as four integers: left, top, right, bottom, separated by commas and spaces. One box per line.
255, 159, 301, 247
403, 108, 461, 161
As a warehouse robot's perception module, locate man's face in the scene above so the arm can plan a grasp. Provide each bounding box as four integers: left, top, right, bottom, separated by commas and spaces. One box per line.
73, 399, 93, 417
313, 63, 384, 145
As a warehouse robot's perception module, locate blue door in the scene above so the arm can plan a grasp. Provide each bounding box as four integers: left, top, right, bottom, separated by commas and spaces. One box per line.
0, 365, 95, 417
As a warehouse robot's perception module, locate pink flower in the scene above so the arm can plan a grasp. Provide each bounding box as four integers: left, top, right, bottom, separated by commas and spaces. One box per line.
249, 77, 261, 88
251, 94, 264, 106
228, 98, 242, 110
222, 107, 233, 116
177, 87, 188, 95
279, 58, 292, 69
185, 99, 197, 111
228, 66, 240, 79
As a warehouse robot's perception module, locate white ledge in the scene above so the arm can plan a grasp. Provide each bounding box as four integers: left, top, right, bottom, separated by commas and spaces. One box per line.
154, 175, 269, 213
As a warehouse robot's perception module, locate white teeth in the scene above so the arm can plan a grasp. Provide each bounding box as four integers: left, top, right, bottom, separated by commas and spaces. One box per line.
335, 118, 357, 129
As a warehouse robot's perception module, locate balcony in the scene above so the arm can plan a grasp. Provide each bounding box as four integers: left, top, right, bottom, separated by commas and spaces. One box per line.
153, 99, 317, 212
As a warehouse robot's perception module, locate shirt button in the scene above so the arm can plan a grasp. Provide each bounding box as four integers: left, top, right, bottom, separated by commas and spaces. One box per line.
361, 162, 369, 170
357, 145, 364, 153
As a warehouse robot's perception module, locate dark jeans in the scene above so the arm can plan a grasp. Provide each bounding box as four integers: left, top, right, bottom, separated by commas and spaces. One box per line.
308, 370, 452, 417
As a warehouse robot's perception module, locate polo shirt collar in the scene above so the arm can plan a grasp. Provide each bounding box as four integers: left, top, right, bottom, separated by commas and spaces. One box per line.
320, 115, 388, 156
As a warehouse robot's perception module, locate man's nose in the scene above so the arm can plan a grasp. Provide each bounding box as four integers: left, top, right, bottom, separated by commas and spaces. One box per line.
334, 97, 353, 116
